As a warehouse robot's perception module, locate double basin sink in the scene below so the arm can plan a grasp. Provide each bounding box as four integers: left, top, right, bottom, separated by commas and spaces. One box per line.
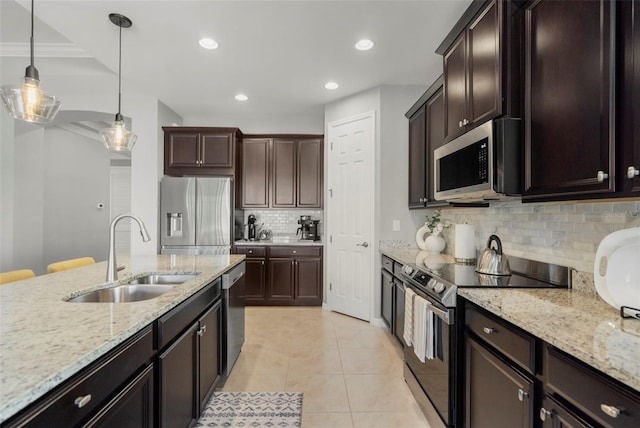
66, 273, 199, 303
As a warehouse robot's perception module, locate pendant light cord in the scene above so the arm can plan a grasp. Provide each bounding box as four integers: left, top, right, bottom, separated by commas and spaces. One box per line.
30, 0, 34, 68
117, 24, 122, 118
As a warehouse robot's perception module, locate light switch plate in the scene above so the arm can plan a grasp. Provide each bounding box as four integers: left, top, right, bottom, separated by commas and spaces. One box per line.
392, 220, 400, 231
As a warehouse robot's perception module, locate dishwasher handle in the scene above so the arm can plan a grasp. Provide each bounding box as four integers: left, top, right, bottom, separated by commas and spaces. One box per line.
222, 263, 245, 289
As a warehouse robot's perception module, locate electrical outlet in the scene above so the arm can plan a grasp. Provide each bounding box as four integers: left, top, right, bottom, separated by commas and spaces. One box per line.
392, 220, 400, 231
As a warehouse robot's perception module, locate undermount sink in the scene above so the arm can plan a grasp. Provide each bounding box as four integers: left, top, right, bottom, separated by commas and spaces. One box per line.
66, 284, 174, 303
127, 273, 199, 285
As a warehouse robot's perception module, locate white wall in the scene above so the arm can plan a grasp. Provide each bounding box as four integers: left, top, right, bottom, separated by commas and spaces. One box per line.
0, 111, 15, 271
184, 110, 324, 134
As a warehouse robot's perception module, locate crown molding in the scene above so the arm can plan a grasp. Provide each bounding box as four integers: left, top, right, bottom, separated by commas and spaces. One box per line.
0, 42, 90, 58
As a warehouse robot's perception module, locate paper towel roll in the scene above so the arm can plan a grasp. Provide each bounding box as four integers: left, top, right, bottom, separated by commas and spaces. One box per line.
455, 224, 476, 263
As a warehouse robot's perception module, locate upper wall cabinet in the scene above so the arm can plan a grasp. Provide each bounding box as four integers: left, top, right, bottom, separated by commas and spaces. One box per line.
241, 135, 323, 209
522, 0, 616, 201
406, 76, 449, 209
619, 0, 640, 195
437, 0, 522, 142
163, 127, 242, 177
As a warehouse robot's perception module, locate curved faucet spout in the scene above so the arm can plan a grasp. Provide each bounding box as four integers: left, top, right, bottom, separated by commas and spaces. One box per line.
106, 214, 151, 282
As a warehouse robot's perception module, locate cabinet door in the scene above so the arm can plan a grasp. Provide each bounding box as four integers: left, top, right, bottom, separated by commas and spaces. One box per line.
85, 365, 154, 428
392, 279, 405, 346
272, 139, 297, 208
198, 301, 222, 412
268, 258, 295, 302
620, 0, 640, 194
381, 270, 393, 329
200, 131, 235, 170
524, 0, 615, 200
159, 323, 198, 428
242, 139, 270, 208
297, 139, 323, 208
166, 132, 200, 169
408, 105, 427, 208
425, 86, 449, 207
467, 0, 501, 125
444, 33, 467, 141
244, 257, 267, 303
540, 395, 596, 428
466, 336, 534, 428
295, 257, 322, 305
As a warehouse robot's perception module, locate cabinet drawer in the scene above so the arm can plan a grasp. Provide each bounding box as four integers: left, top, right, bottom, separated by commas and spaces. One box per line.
545, 345, 640, 428
466, 305, 535, 373
234, 246, 266, 257
381, 255, 393, 272
7, 327, 153, 428
269, 246, 322, 258
157, 279, 221, 350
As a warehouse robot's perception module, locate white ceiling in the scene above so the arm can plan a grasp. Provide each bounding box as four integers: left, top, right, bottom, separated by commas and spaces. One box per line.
0, 0, 471, 123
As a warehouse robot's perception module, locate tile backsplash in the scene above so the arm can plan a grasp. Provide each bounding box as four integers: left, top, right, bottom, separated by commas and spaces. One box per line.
243, 209, 324, 236
433, 199, 640, 273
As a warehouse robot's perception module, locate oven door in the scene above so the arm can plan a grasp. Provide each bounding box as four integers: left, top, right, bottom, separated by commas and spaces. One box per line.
404, 282, 455, 428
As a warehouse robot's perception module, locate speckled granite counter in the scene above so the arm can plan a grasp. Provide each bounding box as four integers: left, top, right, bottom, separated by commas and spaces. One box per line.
0, 254, 244, 423
380, 248, 640, 393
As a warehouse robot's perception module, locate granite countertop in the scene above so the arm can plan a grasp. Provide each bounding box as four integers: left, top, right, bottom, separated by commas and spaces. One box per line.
380, 248, 640, 393
0, 254, 244, 423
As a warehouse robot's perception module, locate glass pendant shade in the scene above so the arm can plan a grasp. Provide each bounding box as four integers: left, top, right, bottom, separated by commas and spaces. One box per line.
1, 76, 61, 123
100, 118, 137, 151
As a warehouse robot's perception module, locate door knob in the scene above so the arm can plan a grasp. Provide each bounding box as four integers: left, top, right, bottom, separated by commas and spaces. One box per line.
628, 166, 639, 179
597, 171, 609, 182
356, 242, 369, 248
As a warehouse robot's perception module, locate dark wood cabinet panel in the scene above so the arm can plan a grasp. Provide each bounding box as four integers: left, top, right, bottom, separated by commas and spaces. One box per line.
444, 34, 467, 141
296, 257, 322, 305
241, 139, 270, 208
408, 105, 427, 208
381, 270, 393, 329
297, 139, 323, 208
540, 395, 596, 428
159, 323, 198, 428
465, 336, 534, 428
198, 301, 222, 412
86, 365, 154, 428
244, 258, 267, 302
201, 132, 234, 170
166, 132, 200, 168
392, 279, 405, 347
268, 258, 296, 302
524, 0, 615, 200
619, 0, 640, 194
272, 139, 297, 208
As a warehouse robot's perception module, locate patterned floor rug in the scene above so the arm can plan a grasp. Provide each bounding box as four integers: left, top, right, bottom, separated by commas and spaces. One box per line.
195, 392, 303, 428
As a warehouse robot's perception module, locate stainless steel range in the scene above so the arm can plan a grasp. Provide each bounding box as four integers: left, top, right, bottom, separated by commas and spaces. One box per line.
400, 255, 570, 428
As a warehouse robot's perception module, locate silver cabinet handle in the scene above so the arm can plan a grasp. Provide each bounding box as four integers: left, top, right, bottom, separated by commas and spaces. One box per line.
600, 404, 621, 418
292, 250, 297, 254
356, 242, 369, 248
261, 260, 264, 266
248, 250, 253, 254
597, 171, 609, 182
74, 394, 92, 408
483, 327, 496, 334
419, 197, 423, 203
539, 407, 551, 421
517, 388, 529, 401
628, 166, 639, 179
462, 118, 469, 125
291, 260, 294, 266
458, 120, 463, 128
197, 325, 206, 336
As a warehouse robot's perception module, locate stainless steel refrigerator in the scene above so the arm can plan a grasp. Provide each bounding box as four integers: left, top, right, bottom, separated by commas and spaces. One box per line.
160, 176, 243, 255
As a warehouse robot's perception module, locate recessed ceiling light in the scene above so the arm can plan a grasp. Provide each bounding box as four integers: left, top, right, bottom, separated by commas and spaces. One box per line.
355, 39, 374, 51
235, 94, 248, 101
198, 38, 219, 50
324, 82, 339, 90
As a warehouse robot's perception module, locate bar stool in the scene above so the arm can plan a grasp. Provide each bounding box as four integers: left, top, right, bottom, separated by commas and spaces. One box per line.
0, 269, 36, 285
47, 257, 96, 274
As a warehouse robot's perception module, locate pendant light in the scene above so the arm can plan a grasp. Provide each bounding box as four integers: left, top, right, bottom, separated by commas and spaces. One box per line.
0, 0, 62, 123
101, 13, 137, 152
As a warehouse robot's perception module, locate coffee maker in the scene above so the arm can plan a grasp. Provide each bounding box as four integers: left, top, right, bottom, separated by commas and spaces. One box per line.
297, 215, 320, 241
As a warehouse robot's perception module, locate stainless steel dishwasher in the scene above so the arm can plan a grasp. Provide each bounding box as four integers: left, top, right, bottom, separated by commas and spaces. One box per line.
221, 262, 245, 381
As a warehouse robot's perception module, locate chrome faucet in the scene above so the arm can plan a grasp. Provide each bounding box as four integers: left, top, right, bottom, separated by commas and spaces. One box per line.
106, 214, 151, 282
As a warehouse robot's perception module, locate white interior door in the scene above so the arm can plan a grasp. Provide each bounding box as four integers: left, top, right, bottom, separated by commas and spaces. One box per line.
327, 111, 375, 321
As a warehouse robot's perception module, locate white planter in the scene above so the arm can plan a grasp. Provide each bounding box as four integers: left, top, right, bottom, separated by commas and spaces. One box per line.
425, 234, 446, 254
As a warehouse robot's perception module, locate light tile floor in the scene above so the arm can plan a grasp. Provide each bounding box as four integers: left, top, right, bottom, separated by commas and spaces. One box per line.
218, 306, 430, 428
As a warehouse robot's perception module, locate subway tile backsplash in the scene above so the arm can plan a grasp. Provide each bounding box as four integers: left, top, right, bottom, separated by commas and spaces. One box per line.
243, 209, 324, 236
435, 199, 640, 273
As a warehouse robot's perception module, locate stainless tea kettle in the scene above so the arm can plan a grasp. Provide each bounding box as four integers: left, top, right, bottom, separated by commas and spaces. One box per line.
476, 235, 511, 276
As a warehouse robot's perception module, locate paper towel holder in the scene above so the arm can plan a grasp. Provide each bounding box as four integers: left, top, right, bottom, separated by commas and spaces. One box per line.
454, 223, 476, 265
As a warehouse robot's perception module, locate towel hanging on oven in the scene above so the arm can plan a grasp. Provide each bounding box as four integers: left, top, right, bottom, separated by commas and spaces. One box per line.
403, 288, 416, 346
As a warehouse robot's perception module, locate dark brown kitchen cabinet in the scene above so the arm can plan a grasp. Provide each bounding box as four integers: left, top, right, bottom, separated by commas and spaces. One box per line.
241, 139, 270, 208
198, 301, 222, 412
619, 0, 640, 195
295, 257, 322, 305
268, 258, 296, 302
406, 76, 449, 209
523, 0, 616, 200
381, 269, 393, 329
272, 139, 297, 208
296, 139, 323, 208
437, 0, 522, 142
539, 395, 595, 428
163, 127, 241, 176
465, 336, 535, 428
233, 246, 267, 303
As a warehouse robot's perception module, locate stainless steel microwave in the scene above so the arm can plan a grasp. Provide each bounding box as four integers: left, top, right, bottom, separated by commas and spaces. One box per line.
434, 118, 522, 202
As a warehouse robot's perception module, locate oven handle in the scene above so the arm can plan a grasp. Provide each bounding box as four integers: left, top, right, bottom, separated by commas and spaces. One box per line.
404, 280, 453, 325
427, 304, 452, 325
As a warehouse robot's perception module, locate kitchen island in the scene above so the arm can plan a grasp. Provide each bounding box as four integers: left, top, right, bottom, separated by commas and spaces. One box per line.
0, 254, 244, 424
